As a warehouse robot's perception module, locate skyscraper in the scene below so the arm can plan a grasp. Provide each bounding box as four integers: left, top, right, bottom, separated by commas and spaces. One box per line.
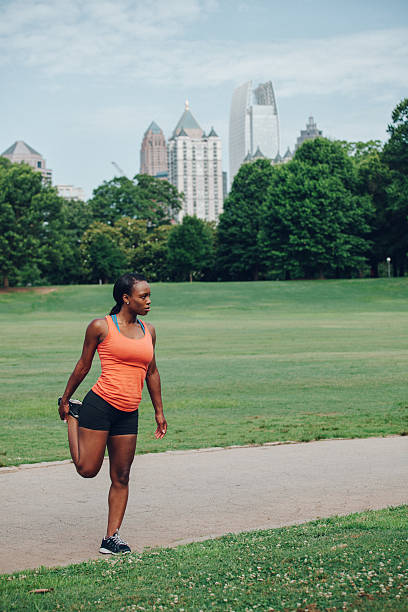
295, 116, 323, 150
168, 102, 223, 222
229, 80, 279, 183
1, 140, 52, 183
140, 121, 168, 178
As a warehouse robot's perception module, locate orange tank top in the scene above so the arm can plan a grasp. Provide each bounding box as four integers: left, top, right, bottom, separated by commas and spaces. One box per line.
92, 315, 154, 412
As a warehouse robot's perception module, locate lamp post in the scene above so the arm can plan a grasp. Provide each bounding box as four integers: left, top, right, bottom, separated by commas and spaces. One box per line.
386, 257, 391, 278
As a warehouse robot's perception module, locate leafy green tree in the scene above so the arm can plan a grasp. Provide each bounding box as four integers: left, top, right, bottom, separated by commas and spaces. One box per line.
354, 149, 392, 276
0, 158, 11, 169
134, 174, 183, 226
34, 187, 78, 285
114, 217, 149, 266
52, 199, 94, 284
260, 139, 374, 279
384, 176, 408, 276
295, 137, 356, 189
80, 222, 127, 283
88, 174, 182, 227
340, 135, 408, 277
0, 162, 42, 287
88, 177, 147, 226
217, 159, 275, 280
339, 140, 383, 163
131, 224, 173, 282
0, 161, 66, 287
167, 215, 215, 281
113, 217, 172, 281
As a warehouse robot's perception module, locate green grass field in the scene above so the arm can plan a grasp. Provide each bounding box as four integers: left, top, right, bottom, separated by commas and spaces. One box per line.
0, 279, 408, 466
1, 506, 407, 611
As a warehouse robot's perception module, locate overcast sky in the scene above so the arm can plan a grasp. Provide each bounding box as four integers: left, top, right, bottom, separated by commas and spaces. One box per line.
1, 0, 407, 198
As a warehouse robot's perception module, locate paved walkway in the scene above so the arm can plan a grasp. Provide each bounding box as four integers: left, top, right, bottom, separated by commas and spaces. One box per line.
1, 437, 407, 574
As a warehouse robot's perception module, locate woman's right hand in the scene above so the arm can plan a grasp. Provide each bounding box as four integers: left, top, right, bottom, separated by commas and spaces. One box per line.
58, 398, 70, 422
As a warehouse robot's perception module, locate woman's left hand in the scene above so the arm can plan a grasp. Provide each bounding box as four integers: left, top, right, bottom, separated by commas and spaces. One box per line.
155, 412, 167, 439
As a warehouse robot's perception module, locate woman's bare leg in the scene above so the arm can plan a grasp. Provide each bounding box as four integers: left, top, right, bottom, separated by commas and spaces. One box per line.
106, 434, 137, 537
67, 415, 81, 464
67, 415, 108, 477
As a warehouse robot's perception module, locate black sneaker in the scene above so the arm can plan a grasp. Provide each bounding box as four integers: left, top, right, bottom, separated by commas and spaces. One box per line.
58, 397, 82, 419
99, 531, 131, 554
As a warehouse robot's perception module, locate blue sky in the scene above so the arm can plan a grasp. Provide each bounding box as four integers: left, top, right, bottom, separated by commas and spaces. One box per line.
1, 0, 407, 198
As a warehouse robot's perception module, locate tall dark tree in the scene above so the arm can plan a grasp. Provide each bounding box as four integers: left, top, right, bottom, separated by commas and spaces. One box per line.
217, 159, 275, 280
354, 149, 392, 276
383, 98, 408, 174
260, 139, 374, 279
381, 98, 408, 276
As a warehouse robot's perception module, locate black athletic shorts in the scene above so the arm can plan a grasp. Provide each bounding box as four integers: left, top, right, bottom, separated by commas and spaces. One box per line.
80, 389, 139, 435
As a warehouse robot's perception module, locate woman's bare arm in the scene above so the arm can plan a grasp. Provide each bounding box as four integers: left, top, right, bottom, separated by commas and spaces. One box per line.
146, 323, 167, 439
58, 318, 107, 421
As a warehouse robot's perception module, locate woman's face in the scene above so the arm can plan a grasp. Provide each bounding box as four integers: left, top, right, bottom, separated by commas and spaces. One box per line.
125, 281, 151, 316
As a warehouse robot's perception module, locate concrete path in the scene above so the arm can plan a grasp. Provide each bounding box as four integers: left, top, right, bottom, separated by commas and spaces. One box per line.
1, 436, 407, 574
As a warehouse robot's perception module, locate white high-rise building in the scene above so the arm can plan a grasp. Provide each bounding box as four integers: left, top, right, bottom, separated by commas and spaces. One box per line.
229, 80, 279, 183
168, 102, 223, 222
56, 185, 85, 201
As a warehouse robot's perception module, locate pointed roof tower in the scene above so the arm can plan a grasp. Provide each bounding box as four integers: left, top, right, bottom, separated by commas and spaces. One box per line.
178, 126, 189, 137
172, 100, 204, 138
2, 140, 41, 157
283, 147, 292, 160
252, 145, 266, 159
140, 120, 168, 176
207, 126, 218, 137
144, 121, 162, 135
1, 140, 52, 183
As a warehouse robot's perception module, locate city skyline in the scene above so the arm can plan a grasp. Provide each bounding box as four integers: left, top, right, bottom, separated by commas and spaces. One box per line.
0, 0, 407, 198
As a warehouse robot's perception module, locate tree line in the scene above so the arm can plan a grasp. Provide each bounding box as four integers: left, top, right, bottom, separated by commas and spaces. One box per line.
1, 98, 407, 287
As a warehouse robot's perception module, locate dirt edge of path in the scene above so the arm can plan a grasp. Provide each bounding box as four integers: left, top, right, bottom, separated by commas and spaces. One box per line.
1, 434, 404, 474
0, 286, 57, 294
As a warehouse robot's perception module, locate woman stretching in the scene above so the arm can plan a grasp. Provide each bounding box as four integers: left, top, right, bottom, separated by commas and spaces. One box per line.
58, 272, 167, 554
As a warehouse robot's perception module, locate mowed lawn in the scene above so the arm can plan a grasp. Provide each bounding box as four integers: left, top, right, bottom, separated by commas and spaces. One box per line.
1, 507, 407, 611
0, 279, 407, 466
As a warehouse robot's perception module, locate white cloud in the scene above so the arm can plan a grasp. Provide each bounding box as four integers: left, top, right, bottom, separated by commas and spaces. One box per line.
0, 0, 407, 99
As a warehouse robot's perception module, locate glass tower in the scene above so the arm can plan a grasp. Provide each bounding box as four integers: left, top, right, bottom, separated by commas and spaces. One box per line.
229, 80, 279, 183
